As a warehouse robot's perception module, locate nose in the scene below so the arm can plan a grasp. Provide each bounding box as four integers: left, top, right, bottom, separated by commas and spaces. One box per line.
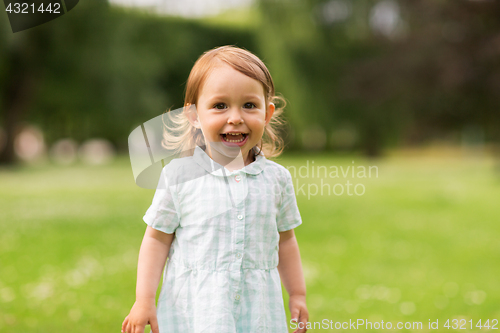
227, 107, 244, 125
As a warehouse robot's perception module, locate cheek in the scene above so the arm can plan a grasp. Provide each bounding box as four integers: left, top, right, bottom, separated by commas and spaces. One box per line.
199, 117, 224, 137
249, 117, 267, 131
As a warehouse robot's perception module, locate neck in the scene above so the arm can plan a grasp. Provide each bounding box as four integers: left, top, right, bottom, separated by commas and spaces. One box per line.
205, 145, 255, 172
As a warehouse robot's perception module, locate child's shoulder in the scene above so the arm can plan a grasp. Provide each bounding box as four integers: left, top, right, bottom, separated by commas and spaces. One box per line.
262, 159, 293, 182
161, 154, 192, 172
160, 154, 204, 185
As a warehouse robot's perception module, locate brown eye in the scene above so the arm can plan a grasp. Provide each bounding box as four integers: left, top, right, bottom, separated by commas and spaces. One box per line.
214, 103, 226, 110
244, 103, 256, 109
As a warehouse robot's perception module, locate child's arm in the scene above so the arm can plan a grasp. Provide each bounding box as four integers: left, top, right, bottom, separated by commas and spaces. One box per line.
122, 226, 174, 333
278, 229, 309, 333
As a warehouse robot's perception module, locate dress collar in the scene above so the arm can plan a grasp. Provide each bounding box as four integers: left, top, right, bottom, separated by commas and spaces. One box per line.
193, 145, 266, 176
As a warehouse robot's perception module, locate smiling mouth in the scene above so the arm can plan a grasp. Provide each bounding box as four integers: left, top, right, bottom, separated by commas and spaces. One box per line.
220, 133, 248, 143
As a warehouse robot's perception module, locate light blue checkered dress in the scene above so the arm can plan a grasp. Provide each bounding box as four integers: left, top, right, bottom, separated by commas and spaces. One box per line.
143, 145, 302, 333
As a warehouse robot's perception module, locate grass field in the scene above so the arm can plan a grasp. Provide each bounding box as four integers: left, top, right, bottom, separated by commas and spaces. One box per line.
1, 152, 499, 332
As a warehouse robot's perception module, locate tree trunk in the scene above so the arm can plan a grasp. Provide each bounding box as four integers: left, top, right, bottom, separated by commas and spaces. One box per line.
0, 60, 36, 165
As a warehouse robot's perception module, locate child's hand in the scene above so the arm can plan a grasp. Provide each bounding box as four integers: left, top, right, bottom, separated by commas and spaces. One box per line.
121, 299, 159, 333
289, 294, 309, 333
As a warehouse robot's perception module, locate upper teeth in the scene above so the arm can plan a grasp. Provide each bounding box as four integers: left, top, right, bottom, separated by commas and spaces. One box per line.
223, 132, 246, 143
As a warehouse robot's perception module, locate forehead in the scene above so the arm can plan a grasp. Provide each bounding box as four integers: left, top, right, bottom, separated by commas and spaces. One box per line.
200, 63, 266, 97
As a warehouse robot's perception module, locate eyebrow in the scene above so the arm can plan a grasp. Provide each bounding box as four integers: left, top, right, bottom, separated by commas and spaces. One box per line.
207, 94, 263, 101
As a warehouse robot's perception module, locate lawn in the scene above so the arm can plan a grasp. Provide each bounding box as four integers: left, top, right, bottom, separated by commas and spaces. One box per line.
1, 152, 499, 332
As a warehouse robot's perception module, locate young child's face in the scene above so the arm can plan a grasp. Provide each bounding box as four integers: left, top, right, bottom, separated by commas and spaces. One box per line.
194, 64, 274, 164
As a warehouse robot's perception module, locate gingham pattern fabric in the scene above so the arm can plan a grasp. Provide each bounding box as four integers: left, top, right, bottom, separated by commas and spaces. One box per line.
143, 145, 302, 333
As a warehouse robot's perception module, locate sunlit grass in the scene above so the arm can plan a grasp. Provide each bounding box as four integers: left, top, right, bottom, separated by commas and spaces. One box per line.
1, 153, 499, 332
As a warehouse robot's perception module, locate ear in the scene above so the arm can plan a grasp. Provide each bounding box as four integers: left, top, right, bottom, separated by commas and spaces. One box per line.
265, 102, 275, 125
184, 104, 201, 128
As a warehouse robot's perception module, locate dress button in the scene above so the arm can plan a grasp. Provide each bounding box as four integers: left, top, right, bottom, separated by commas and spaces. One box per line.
235, 294, 240, 301
236, 252, 242, 259
237, 214, 243, 220
235, 175, 241, 182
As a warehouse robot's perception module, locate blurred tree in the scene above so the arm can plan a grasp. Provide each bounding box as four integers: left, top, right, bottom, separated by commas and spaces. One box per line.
256, 0, 394, 154
339, 0, 500, 148
0, 0, 256, 164
257, 0, 500, 155
0, 13, 42, 164
2, 0, 500, 162
0, 0, 112, 164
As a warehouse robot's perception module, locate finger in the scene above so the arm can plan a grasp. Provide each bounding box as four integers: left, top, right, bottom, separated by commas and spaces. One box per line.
292, 310, 302, 333
137, 323, 147, 333
291, 310, 299, 333
121, 317, 128, 333
292, 311, 302, 333
298, 310, 309, 333
150, 316, 160, 333
290, 308, 300, 324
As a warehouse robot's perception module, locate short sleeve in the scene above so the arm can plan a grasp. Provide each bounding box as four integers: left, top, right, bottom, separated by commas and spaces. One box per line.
143, 165, 180, 234
276, 168, 302, 232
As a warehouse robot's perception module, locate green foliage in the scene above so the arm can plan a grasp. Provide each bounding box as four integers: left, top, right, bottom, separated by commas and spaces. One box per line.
2, 0, 500, 159
1, 1, 257, 148
256, 0, 500, 154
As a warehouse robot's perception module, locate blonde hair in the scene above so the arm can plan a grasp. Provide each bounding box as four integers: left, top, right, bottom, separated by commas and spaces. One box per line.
162, 45, 286, 159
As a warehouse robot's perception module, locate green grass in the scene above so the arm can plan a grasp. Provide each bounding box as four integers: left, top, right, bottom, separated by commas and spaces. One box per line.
1, 153, 499, 332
